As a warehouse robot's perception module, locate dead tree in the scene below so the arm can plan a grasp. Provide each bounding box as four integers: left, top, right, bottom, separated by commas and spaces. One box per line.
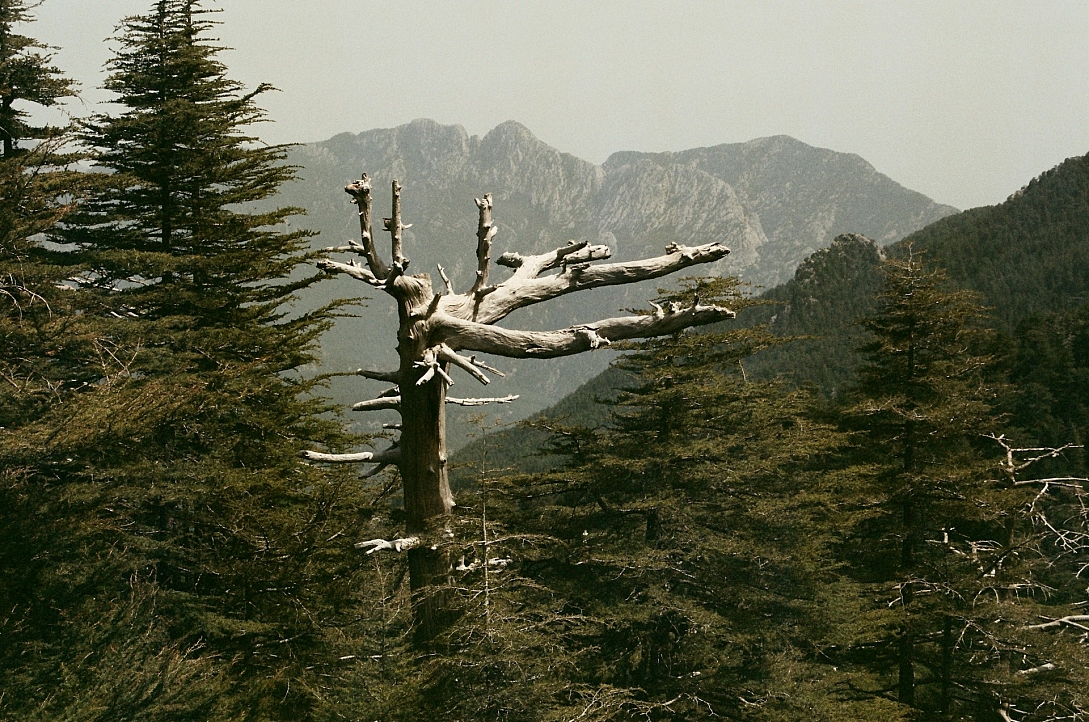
304, 174, 735, 640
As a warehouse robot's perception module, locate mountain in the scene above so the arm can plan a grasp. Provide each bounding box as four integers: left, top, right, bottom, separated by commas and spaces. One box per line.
277, 119, 955, 441
452, 150, 1089, 473
747, 150, 1089, 390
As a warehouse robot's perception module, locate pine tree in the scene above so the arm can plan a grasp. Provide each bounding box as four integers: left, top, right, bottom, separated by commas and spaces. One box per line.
837, 249, 1003, 716
0, 0, 73, 158
4, 2, 368, 717
0, 4, 118, 716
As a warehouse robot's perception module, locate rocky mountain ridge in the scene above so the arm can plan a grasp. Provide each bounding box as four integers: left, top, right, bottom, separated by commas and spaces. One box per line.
278, 119, 956, 440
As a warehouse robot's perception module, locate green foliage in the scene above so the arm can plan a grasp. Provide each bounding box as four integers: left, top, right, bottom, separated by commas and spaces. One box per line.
903, 152, 1089, 327
1, 2, 371, 719
0, 0, 75, 158
742, 232, 885, 396
1006, 303, 1089, 467
833, 250, 1009, 715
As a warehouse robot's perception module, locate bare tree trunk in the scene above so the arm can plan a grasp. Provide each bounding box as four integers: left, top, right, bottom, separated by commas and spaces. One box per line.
303, 176, 736, 643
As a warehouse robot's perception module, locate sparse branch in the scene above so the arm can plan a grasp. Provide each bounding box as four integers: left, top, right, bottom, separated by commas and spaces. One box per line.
470, 193, 496, 296
473, 241, 730, 323
440, 301, 735, 359
316, 258, 384, 287
352, 396, 402, 412
1025, 615, 1089, 631
437, 264, 454, 294
343, 174, 390, 278
383, 180, 408, 265
356, 368, 401, 383
355, 536, 420, 554
415, 347, 455, 387
496, 239, 602, 273
437, 343, 492, 385
351, 393, 519, 409
469, 355, 504, 376
446, 394, 519, 406
300, 447, 401, 465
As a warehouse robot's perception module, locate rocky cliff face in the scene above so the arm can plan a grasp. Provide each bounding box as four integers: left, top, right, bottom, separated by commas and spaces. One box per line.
278, 119, 955, 439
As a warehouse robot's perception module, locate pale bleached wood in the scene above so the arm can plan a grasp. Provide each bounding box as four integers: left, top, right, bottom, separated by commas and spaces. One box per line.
383, 180, 407, 264
445, 394, 519, 406
470, 193, 496, 297
300, 447, 401, 465
438, 301, 734, 359
468, 241, 729, 324
436, 344, 491, 385
356, 368, 401, 383
308, 178, 736, 641
343, 174, 390, 279
355, 536, 420, 554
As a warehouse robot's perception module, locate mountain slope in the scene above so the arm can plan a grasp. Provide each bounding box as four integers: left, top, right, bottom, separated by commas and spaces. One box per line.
747, 150, 1089, 389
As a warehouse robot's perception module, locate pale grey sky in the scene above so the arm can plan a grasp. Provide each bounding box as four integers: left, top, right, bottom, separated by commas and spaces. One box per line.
30, 1, 1089, 210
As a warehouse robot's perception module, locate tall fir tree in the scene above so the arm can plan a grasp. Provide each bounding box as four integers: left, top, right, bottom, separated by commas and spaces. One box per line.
0, 3, 121, 717
1, 2, 373, 718
836, 249, 1005, 717
0, 0, 72, 158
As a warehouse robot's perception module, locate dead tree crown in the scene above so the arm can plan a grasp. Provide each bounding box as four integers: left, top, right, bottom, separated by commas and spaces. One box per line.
302, 174, 734, 637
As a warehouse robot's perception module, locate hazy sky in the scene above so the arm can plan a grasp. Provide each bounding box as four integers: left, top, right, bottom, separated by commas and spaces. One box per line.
30, 1, 1089, 210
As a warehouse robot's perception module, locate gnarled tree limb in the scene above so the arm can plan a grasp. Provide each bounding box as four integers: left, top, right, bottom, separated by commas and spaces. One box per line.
1025, 614, 1089, 631
355, 536, 420, 554
300, 446, 402, 465
343, 174, 390, 279
352, 396, 403, 412
471, 241, 729, 323
437, 343, 491, 385
470, 193, 496, 297
446, 394, 519, 406
356, 368, 401, 383
383, 180, 408, 265
316, 257, 384, 287
439, 301, 735, 359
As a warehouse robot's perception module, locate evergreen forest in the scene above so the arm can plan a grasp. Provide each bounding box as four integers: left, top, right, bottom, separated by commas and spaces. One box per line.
3, 2, 1089, 721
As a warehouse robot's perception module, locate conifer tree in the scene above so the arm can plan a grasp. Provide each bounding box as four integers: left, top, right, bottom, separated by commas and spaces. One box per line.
838, 249, 1002, 716
0, 0, 72, 158
9, 2, 368, 717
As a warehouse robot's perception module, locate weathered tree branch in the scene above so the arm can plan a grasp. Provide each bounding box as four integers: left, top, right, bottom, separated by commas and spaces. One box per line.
355, 536, 420, 554
300, 447, 402, 465
436, 343, 491, 385
383, 180, 408, 265
1025, 614, 1089, 631
472, 241, 729, 323
437, 263, 454, 294
352, 393, 520, 409
439, 301, 735, 358
446, 394, 519, 406
470, 193, 496, 297
315, 257, 384, 287
352, 396, 403, 412
356, 367, 402, 383
343, 174, 390, 279
415, 346, 455, 387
